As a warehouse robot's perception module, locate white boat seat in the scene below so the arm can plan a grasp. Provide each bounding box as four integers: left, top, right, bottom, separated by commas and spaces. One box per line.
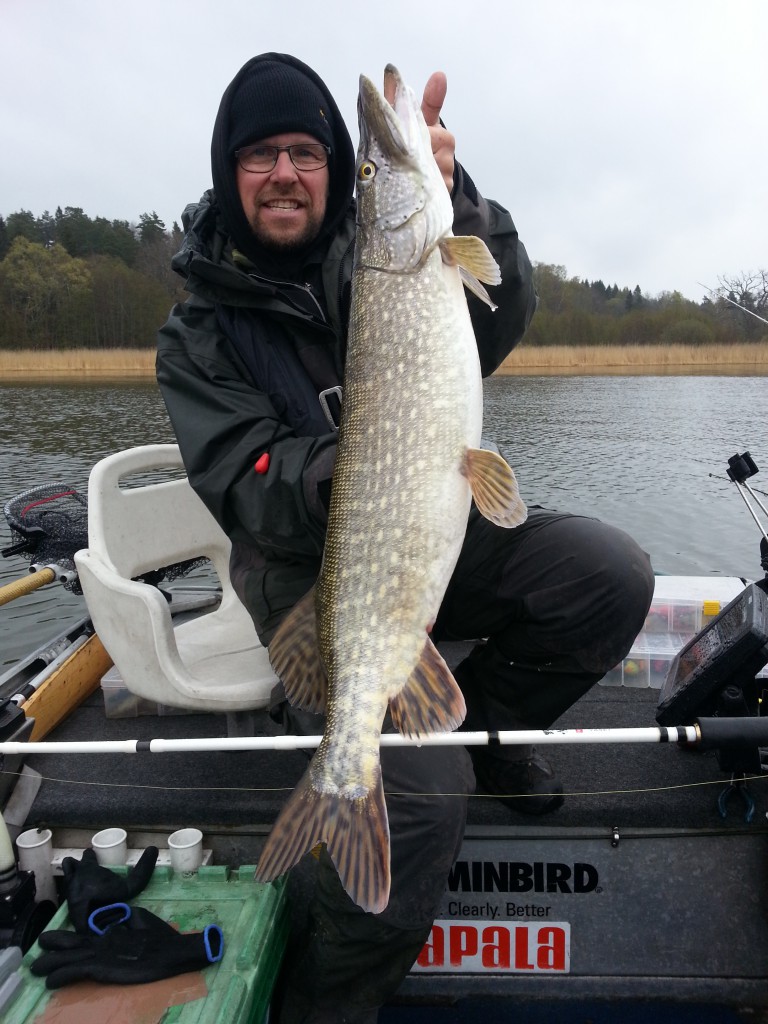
74, 444, 278, 712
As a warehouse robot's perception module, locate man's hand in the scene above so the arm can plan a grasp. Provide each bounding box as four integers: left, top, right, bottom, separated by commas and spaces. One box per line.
421, 72, 455, 193
384, 69, 456, 192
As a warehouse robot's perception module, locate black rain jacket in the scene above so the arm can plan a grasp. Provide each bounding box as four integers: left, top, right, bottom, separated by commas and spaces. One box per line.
156, 58, 537, 644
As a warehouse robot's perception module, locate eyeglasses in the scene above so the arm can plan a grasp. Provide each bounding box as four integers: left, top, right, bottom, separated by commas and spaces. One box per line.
235, 143, 331, 173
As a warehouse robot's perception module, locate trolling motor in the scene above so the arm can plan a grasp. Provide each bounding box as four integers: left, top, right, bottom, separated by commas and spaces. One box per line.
656, 452, 768, 821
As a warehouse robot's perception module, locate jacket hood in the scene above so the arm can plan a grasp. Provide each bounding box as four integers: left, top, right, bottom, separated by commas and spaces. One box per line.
211, 52, 355, 273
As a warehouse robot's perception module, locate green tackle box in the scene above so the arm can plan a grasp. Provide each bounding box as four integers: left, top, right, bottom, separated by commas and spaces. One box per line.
6, 865, 288, 1024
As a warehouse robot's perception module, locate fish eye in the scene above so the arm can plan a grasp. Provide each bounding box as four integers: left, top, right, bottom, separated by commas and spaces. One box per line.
358, 161, 377, 181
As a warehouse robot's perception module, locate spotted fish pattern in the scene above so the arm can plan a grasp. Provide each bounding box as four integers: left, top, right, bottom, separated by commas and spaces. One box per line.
256, 65, 527, 914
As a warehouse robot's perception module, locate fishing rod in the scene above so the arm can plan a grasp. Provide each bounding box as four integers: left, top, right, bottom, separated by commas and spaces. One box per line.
697, 281, 768, 326
725, 452, 768, 548
723, 295, 768, 326
0, 718, 765, 757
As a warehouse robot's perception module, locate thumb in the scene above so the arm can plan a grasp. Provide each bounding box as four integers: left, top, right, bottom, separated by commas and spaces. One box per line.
61, 856, 79, 885
62, 848, 97, 885
126, 845, 159, 896
421, 72, 447, 127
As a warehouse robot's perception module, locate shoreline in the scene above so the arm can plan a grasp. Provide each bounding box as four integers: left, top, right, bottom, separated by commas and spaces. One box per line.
0, 343, 766, 378
496, 342, 768, 375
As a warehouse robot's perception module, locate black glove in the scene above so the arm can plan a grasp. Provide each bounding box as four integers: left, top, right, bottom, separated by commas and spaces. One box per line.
61, 846, 158, 933
30, 903, 224, 988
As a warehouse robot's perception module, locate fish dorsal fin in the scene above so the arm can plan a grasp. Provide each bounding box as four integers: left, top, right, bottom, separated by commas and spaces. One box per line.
390, 637, 466, 739
462, 448, 528, 528
268, 587, 328, 714
440, 235, 501, 310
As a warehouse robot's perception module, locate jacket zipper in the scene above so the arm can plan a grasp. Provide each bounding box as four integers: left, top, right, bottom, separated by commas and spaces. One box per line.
247, 270, 328, 324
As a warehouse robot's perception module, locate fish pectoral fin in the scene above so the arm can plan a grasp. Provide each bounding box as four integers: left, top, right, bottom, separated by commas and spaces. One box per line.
462, 447, 528, 529
390, 637, 467, 738
440, 235, 501, 310
255, 766, 391, 915
268, 587, 328, 714
458, 267, 498, 311
440, 235, 500, 284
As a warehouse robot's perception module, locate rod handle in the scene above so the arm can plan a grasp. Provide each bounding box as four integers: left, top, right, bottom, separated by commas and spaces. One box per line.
696, 716, 768, 749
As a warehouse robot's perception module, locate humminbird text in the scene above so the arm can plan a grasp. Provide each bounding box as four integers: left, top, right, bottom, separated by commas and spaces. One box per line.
447, 861, 599, 894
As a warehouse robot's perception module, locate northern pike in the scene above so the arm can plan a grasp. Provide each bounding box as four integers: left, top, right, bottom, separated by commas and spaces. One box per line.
255, 65, 527, 913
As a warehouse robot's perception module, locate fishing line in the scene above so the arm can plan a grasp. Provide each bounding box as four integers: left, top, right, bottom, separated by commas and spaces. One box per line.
709, 472, 768, 499
0, 770, 292, 794
1, 767, 764, 802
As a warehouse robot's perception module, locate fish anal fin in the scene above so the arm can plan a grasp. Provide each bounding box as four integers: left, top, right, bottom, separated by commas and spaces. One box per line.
440, 235, 501, 309
268, 587, 328, 713
390, 637, 466, 738
462, 448, 528, 529
255, 765, 391, 915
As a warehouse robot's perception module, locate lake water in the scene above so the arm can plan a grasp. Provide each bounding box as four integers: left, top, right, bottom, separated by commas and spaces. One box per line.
1, 373, 766, 670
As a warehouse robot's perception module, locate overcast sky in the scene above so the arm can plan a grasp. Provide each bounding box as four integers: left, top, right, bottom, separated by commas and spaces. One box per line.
3, 0, 765, 301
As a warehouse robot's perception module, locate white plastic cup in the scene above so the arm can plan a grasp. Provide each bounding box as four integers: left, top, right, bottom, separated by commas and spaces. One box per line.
16, 828, 57, 904
91, 827, 128, 866
167, 828, 203, 874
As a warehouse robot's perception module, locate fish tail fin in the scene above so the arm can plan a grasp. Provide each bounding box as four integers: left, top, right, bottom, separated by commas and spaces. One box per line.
255, 765, 391, 915
390, 637, 466, 738
462, 447, 528, 528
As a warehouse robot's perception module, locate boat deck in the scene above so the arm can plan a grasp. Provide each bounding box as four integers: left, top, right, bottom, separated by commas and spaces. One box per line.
21, 643, 768, 841
9, 643, 768, 1020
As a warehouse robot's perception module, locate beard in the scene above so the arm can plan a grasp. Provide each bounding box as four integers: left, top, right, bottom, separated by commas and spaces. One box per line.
245, 188, 327, 256
250, 219, 323, 254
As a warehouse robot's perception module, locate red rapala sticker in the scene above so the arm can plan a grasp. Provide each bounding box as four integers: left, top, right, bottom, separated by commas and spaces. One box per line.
413, 920, 571, 973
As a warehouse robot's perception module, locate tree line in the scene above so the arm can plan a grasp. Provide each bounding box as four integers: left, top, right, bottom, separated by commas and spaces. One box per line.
0, 207, 765, 350
524, 264, 768, 348
0, 207, 184, 350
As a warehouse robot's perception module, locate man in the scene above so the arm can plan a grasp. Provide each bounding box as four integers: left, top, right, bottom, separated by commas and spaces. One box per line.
157, 53, 654, 1023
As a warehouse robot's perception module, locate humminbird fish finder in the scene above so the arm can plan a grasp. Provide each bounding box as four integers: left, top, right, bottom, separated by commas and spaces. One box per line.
657, 451, 768, 728
656, 582, 768, 725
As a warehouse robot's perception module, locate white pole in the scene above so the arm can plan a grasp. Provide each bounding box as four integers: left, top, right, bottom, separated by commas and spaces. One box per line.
0, 725, 699, 757
723, 295, 768, 325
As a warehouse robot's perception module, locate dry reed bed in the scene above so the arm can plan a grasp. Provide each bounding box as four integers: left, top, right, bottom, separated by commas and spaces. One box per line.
0, 344, 766, 377
499, 342, 768, 373
0, 348, 156, 375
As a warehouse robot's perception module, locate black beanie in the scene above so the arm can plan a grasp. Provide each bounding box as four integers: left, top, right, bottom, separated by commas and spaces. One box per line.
228, 60, 334, 155
211, 53, 355, 271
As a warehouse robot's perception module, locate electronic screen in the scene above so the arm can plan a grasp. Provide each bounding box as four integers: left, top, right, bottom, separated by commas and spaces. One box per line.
656, 583, 768, 725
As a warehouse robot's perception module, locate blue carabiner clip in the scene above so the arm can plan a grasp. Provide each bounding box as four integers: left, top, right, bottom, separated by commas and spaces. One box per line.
88, 901, 131, 935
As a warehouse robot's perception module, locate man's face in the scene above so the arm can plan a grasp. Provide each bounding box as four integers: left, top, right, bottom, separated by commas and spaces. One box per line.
236, 132, 330, 253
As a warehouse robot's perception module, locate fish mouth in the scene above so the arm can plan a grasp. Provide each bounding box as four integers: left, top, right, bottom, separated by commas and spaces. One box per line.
358, 64, 414, 161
